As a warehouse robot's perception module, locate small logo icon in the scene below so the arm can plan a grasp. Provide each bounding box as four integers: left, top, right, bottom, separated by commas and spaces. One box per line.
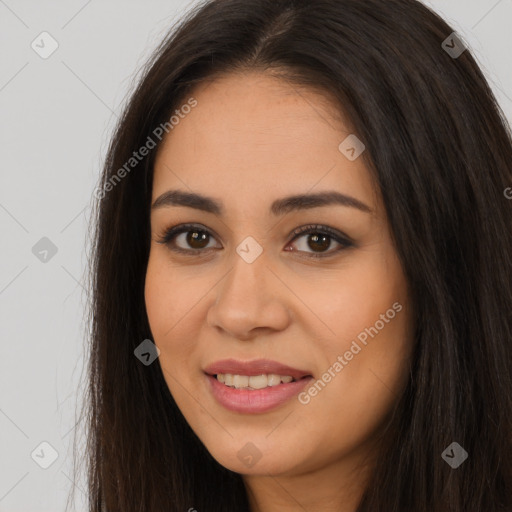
441, 442, 468, 469
236, 236, 263, 264
32, 237, 58, 263
442, 32, 467, 59
31, 441, 59, 469
237, 442, 262, 468
134, 339, 160, 366
31, 31, 59, 59
338, 134, 365, 161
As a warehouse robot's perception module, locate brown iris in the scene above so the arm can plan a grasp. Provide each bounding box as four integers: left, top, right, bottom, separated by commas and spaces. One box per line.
307, 233, 330, 252
187, 230, 210, 249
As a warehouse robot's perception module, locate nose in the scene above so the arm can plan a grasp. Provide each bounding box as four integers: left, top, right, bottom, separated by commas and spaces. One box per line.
206, 248, 291, 340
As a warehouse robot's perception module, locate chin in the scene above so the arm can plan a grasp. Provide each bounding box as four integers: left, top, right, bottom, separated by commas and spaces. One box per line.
203, 435, 299, 475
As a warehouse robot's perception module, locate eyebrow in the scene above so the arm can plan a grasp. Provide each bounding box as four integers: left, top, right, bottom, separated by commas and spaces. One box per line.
151, 189, 372, 215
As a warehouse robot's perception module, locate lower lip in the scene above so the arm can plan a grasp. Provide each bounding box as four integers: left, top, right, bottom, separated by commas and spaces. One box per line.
205, 374, 313, 413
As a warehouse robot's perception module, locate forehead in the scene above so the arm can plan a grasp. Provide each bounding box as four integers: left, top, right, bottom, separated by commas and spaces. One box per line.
152, 71, 378, 214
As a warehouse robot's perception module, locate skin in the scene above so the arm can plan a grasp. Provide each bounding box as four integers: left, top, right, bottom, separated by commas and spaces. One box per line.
145, 70, 414, 512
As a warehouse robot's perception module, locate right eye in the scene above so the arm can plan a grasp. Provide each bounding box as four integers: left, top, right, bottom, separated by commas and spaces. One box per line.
156, 223, 221, 255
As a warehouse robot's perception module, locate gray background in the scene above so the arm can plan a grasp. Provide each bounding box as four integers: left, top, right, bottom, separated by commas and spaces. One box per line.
0, 1, 511, 511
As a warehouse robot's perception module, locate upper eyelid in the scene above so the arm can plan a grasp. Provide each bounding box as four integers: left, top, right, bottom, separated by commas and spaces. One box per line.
163, 223, 220, 243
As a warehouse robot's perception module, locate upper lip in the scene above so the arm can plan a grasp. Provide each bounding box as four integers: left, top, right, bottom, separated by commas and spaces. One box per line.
204, 359, 312, 380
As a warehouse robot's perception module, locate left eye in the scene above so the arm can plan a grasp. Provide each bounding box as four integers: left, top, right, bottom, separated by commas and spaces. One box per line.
286, 224, 353, 258
156, 223, 353, 258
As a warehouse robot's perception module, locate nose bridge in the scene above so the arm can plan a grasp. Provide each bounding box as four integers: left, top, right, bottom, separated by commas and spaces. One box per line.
207, 239, 290, 337
221, 238, 269, 305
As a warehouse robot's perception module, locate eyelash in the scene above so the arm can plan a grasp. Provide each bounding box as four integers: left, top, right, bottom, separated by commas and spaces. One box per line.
156, 223, 354, 259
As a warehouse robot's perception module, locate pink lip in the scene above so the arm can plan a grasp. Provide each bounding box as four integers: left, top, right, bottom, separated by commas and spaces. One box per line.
203, 359, 313, 414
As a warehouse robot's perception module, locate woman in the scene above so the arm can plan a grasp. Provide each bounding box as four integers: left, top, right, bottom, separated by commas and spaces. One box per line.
78, 0, 512, 510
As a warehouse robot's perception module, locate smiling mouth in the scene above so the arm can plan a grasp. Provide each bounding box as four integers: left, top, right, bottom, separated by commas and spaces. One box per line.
212, 373, 310, 390
205, 371, 314, 414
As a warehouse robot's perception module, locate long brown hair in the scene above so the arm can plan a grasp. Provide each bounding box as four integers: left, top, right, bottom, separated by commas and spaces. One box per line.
74, 0, 512, 510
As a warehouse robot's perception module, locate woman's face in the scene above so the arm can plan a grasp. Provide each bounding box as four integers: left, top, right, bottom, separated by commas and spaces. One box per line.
145, 70, 413, 488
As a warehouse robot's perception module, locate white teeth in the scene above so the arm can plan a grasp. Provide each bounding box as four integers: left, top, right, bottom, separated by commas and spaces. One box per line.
233, 375, 249, 388
248, 375, 268, 389
215, 373, 297, 389
267, 374, 281, 386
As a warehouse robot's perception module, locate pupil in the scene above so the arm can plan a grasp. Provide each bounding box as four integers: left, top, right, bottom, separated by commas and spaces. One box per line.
187, 230, 209, 248
309, 233, 330, 252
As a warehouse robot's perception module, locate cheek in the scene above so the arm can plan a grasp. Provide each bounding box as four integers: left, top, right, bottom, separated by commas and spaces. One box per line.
144, 258, 201, 420
296, 250, 412, 434
144, 255, 197, 367
298, 246, 409, 349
